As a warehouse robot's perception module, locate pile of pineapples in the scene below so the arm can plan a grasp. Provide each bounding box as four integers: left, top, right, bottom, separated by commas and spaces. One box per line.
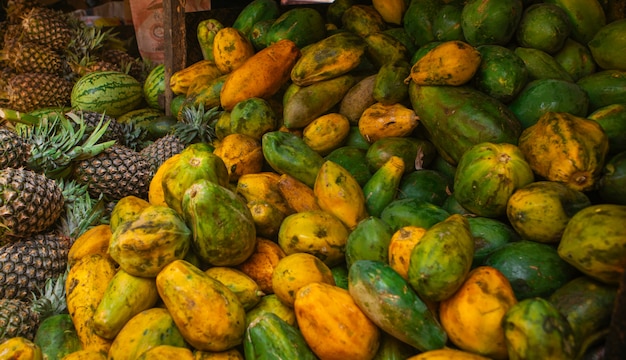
0, 0, 210, 344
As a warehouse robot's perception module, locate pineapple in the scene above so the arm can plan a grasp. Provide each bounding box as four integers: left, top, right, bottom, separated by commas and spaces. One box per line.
0, 232, 70, 301
0, 271, 67, 341
67, 110, 126, 145
2, 109, 116, 179
0, 41, 64, 74
20, 7, 72, 51
0, 126, 29, 169
139, 133, 186, 173
0, 167, 64, 240
0, 72, 72, 112
72, 144, 153, 201
4, 0, 41, 24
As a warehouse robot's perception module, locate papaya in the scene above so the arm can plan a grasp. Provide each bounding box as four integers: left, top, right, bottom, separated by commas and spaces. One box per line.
467, 216, 520, 268
213, 133, 264, 182
220, 39, 300, 111
197, 18, 223, 62
302, 113, 351, 156
508, 78, 589, 129
402, 0, 438, 47
271, 252, 336, 307
397, 169, 451, 206
325, 146, 372, 187
364, 31, 410, 67
156, 260, 246, 352
265, 7, 326, 48
588, 103, 626, 155
407, 349, 492, 360
553, 38, 597, 82
349, 260, 447, 352
109, 204, 191, 277
231, 0, 280, 37
341, 4, 386, 37
339, 74, 378, 125
344, 216, 394, 269
453, 142, 535, 218
314, 160, 369, 230
577, 70, 626, 112
588, 18, 626, 71
358, 103, 418, 144
236, 238, 286, 295
409, 82, 521, 165
473, 44, 529, 103
598, 151, 626, 205
283, 74, 358, 129
515, 3, 571, 54
0, 337, 42, 360
373, 59, 411, 105
407, 214, 475, 302
557, 204, 626, 285
380, 198, 450, 232
92, 269, 160, 339
213, 27, 255, 74
518, 111, 609, 192
543, 0, 606, 44
33, 314, 81, 360
387, 226, 427, 280
460, 0, 524, 46
408, 40, 482, 86
243, 313, 317, 360
262, 130, 325, 188
362, 155, 405, 217
485, 240, 580, 300
365, 136, 436, 174
182, 179, 257, 267
107, 308, 188, 360
277, 210, 349, 267
514, 46, 574, 82
228, 97, 277, 140
294, 282, 381, 360
549, 276, 618, 355
433, 3, 465, 42
205, 267, 264, 311
439, 266, 517, 360
502, 298, 578, 359
506, 181, 591, 243
245, 293, 296, 328
290, 31, 367, 87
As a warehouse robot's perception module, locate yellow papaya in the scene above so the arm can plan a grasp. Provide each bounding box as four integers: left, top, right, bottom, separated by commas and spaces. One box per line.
408, 40, 482, 86
236, 172, 293, 216
204, 266, 264, 310
213, 27, 255, 74
276, 173, 321, 213
156, 260, 246, 351
271, 252, 335, 307
294, 282, 381, 360
518, 111, 609, 192
213, 133, 264, 182
314, 160, 369, 230
302, 113, 351, 156
220, 39, 300, 110
358, 102, 419, 144
170, 60, 223, 96
236, 237, 286, 295
67, 224, 112, 267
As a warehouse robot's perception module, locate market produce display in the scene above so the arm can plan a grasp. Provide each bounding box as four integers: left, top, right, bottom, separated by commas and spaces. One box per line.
1, 0, 626, 358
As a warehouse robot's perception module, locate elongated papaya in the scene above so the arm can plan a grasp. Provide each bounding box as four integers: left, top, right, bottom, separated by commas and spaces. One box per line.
408, 40, 482, 86
290, 31, 367, 87
362, 155, 405, 217
349, 260, 447, 352
197, 19, 224, 61
283, 74, 358, 129
220, 39, 300, 110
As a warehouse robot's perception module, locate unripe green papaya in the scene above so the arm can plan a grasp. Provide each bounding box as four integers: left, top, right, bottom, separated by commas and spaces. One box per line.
407, 214, 474, 302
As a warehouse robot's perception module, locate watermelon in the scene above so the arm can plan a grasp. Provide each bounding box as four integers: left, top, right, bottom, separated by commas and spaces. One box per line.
71, 71, 144, 117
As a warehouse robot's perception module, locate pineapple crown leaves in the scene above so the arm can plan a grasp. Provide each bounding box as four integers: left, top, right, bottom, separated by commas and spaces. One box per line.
172, 103, 220, 145
31, 268, 68, 317
16, 111, 116, 179
55, 182, 106, 241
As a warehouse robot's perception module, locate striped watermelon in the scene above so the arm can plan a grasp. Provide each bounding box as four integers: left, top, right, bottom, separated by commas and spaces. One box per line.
143, 64, 166, 110
71, 71, 144, 117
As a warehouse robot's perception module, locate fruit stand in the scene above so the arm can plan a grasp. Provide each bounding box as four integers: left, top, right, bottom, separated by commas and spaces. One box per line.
1, 0, 626, 359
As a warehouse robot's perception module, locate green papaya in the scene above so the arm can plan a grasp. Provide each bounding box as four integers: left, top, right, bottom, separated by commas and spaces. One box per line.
485, 240, 580, 300
514, 46, 575, 82
502, 297, 578, 359
467, 217, 520, 268
407, 214, 474, 302
588, 103, 626, 155
262, 131, 325, 188
557, 204, 626, 285
232, 0, 280, 37
397, 169, 451, 206
408, 83, 522, 165
588, 18, 626, 71
461, 0, 524, 46
577, 70, 626, 112
244, 313, 317, 360
265, 8, 326, 48
552, 38, 597, 82
34, 314, 82, 360
473, 44, 529, 103
598, 151, 626, 205
345, 216, 394, 268
515, 3, 571, 54
380, 198, 450, 232
182, 179, 257, 266
543, 0, 606, 44
349, 260, 448, 352
365, 136, 437, 174
325, 145, 372, 187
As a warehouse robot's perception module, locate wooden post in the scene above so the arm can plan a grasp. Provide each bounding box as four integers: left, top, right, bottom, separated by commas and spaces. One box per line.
162, 0, 187, 115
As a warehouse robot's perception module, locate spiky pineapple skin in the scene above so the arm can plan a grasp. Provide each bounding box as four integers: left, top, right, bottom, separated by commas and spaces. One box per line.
72, 144, 152, 201
20, 7, 71, 51
139, 134, 185, 173
0, 167, 64, 239
0, 233, 70, 301
0, 127, 29, 169
5, 72, 72, 112
2, 41, 64, 74
0, 298, 39, 341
